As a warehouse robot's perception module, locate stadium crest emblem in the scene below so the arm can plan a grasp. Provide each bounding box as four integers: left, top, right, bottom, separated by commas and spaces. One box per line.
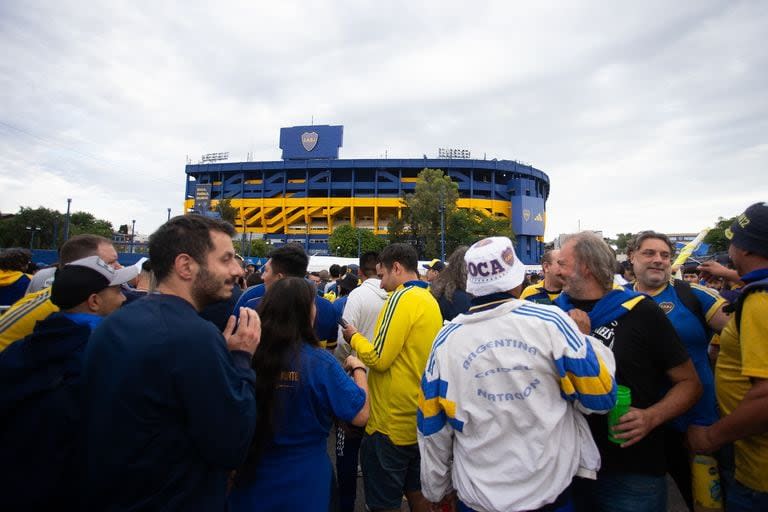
659, 302, 675, 314
523, 209, 531, 222
301, 131, 318, 151
501, 247, 516, 266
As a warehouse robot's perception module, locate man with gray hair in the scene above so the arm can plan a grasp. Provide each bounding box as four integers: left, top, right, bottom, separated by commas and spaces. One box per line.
553, 232, 701, 512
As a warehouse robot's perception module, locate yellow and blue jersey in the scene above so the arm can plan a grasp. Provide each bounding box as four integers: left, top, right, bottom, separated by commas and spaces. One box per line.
632, 281, 725, 429
519, 281, 560, 305
350, 280, 442, 445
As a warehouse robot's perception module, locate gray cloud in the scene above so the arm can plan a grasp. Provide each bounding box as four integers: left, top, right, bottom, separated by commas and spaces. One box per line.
1, 0, 766, 241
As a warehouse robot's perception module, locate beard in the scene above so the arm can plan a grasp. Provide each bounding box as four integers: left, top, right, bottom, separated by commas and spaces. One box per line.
191, 264, 233, 308
563, 268, 590, 299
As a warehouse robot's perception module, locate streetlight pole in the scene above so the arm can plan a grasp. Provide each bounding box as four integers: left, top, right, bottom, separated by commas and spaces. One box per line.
439, 188, 446, 262
336, 246, 341, 257
26, 226, 41, 250
167, 208, 171, 221
130, 219, 136, 254
63, 198, 72, 242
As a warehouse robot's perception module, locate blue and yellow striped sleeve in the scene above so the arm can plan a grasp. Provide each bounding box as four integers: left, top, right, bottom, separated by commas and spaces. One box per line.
418, 374, 464, 436
418, 323, 465, 436
555, 340, 616, 412
690, 283, 727, 323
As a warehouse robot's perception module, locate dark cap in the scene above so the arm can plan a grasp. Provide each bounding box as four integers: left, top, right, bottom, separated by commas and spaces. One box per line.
422, 259, 445, 272
51, 256, 138, 310
726, 202, 768, 258
339, 273, 360, 293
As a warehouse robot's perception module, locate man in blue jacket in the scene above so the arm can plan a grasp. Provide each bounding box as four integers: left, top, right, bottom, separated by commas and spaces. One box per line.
0, 255, 137, 510
81, 215, 262, 511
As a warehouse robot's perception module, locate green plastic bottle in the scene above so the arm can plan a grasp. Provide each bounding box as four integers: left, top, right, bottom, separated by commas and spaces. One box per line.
607, 385, 631, 444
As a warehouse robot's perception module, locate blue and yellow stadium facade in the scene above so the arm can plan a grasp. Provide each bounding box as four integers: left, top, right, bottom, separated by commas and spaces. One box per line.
184, 125, 550, 264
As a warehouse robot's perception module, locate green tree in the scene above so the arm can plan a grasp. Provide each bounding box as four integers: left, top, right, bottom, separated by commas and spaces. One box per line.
0, 206, 114, 249
69, 212, 114, 239
704, 216, 737, 253
445, 209, 514, 254
397, 168, 459, 258
214, 199, 238, 225
329, 225, 387, 257
613, 233, 635, 254
0, 207, 64, 249
234, 237, 271, 257
118, 224, 129, 234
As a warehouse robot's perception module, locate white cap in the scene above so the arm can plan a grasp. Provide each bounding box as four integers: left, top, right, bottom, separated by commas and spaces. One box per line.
464, 236, 525, 296
66, 255, 138, 286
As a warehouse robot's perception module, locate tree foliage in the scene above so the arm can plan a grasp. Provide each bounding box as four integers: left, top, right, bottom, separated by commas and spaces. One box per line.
234, 237, 271, 257
387, 168, 514, 258
446, 209, 513, 253
0, 206, 113, 249
215, 199, 238, 226
329, 224, 387, 257
704, 216, 737, 254
612, 233, 635, 254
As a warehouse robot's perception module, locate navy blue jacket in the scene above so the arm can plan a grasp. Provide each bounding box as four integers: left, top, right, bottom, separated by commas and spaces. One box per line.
82, 294, 258, 511
0, 313, 94, 509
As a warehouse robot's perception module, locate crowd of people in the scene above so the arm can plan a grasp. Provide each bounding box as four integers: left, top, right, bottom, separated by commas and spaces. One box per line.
0, 201, 766, 512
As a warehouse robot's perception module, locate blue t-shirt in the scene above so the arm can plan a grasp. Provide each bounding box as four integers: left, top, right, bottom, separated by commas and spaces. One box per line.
630, 282, 724, 429
229, 345, 365, 511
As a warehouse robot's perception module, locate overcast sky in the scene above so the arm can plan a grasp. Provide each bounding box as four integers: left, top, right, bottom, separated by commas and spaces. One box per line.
1, 1, 766, 241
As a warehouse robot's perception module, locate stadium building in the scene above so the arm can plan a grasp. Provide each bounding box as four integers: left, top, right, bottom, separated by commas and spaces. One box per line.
184, 125, 550, 264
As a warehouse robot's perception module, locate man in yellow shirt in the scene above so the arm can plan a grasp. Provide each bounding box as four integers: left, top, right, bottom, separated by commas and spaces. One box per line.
520, 249, 562, 305
689, 202, 768, 511
0, 235, 120, 351
342, 243, 442, 512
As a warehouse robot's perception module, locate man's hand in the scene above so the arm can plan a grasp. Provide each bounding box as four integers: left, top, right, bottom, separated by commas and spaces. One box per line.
342, 323, 358, 343
223, 308, 261, 355
344, 355, 365, 373
687, 425, 718, 454
613, 407, 660, 448
568, 309, 591, 335
698, 260, 740, 284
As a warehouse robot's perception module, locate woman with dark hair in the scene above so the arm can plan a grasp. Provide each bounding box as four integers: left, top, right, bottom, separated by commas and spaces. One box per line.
229, 277, 369, 511
430, 246, 473, 321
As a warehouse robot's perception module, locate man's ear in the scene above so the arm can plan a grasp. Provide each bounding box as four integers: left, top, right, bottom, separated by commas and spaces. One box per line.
85, 292, 101, 313
175, 253, 197, 281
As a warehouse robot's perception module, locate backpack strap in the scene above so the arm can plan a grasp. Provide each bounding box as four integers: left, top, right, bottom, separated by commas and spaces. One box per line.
732, 277, 768, 331
673, 279, 709, 332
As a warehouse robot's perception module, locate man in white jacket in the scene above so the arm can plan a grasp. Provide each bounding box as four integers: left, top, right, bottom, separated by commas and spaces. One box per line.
418, 236, 617, 512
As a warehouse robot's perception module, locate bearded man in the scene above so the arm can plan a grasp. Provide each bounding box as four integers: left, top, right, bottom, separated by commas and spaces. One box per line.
81, 215, 262, 510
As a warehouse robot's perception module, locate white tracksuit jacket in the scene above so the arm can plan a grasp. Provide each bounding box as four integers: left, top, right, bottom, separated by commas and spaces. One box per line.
418, 297, 617, 512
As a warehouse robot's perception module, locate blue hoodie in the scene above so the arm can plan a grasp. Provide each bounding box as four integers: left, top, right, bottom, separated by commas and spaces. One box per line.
0, 312, 97, 509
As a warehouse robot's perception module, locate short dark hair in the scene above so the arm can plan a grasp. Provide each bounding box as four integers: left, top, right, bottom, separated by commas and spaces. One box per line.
359, 251, 379, 277
541, 249, 556, 266
0, 248, 31, 271
59, 234, 113, 265
328, 264, 341, 278
630, 231, 675, 256
378, 243, 418, 273
149, 215, 236, 282
267, 243, 308, 278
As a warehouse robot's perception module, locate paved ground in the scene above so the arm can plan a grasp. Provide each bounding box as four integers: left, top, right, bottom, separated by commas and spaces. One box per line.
328, 429, 690, 512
